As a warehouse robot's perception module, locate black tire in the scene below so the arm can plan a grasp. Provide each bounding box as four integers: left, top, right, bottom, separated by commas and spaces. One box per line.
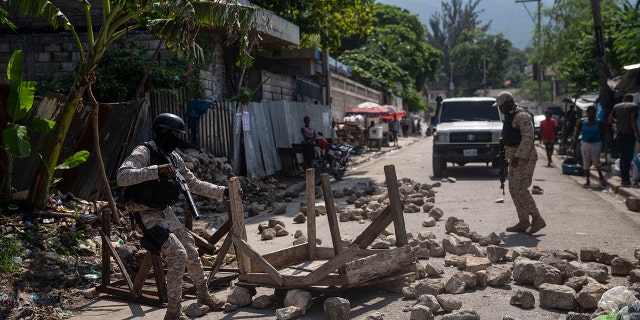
433, 158, 446, 177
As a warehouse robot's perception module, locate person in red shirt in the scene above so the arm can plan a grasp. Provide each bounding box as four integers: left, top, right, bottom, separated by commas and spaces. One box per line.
540, 110, 557, 166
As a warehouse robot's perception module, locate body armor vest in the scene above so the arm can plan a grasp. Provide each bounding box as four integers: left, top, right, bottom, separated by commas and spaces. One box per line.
502, 108, 532, 147
123, 143, 181, 208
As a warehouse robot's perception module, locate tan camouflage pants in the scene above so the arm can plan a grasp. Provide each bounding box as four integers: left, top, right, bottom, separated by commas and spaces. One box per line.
506, 150, 542, 223
139, 206, 207, 301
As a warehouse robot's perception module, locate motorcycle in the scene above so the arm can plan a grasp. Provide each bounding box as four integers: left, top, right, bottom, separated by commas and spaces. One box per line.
314, 133, 354, 185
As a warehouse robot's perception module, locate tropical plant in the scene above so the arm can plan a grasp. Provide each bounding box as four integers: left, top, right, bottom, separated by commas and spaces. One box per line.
1, 50, 88, 203
0, 0, 258, 210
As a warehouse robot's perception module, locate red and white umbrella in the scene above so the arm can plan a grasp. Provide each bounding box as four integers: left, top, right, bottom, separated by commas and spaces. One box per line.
346, 101, 389, 117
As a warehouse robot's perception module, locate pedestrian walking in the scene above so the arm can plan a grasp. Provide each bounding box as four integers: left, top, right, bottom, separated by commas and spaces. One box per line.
608, 94, 638, 187
494, 91, 546, 235
573, 106, 606, 188
117, 113, 232, 320
389, 115, 399, 147
540, 110, 557, 166
301, 116, 318, 170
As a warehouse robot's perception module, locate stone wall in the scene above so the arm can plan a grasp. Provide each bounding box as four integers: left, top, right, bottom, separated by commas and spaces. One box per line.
0, 31, 176, 82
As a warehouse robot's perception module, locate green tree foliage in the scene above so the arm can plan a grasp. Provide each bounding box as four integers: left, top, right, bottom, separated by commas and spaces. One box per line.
37, 40, 204, 103
250, 0, 374, 51
450, 29, 511, 96
340, 49, 411, 98
427, 0, 490, 92
540, 0, 632, 93
1, 0, 257, 209
339, 4, 440, 112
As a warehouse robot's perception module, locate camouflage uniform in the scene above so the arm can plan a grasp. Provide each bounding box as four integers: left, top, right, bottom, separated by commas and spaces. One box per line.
504, 106, 543, 224
117, 140, 225, 304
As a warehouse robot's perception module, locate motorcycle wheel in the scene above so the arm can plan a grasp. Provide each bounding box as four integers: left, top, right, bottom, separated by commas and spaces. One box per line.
334, 170, 345, 181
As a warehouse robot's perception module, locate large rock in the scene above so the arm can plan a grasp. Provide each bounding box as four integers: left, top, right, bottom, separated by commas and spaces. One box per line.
611, 257, 635, 276
486, 264, 512, 287
534, 263, 563, 288
442, 234, 472, 256
538, 283, 577, 310
324, 297, 350, 320
436, 294, 462, 312
227, 286, 253, 307
410, 304, 434, 320
576, 282, 607, 310
510, 289, 535, 309
284, 289, 313, 313
513, 257, 540, 285
415, 294, 440, 313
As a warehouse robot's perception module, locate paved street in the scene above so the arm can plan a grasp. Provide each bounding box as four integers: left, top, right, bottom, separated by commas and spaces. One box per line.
71, 134, 640, 319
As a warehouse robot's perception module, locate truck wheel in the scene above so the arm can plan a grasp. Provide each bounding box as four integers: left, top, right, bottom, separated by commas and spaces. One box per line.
433, 158, 446, 177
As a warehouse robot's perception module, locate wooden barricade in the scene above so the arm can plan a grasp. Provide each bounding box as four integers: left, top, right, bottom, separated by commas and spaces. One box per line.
226, 165, 416, 291
97, 205, 232, 306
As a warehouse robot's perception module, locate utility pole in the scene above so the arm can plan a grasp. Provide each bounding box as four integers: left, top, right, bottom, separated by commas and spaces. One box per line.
516, 0, 543, 108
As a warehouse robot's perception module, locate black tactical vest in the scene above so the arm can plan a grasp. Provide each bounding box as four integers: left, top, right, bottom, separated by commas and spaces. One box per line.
123, 143, 181, 208
502, 108, 532, 147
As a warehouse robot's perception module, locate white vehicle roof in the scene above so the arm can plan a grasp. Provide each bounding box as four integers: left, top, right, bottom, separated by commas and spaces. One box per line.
442, 97, 497, 103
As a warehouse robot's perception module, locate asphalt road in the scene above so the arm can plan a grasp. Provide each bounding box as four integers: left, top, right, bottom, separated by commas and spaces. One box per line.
72, 135, 640, 319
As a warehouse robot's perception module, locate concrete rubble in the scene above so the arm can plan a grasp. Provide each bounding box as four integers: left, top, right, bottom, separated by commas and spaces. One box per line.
1, 146, 639, 319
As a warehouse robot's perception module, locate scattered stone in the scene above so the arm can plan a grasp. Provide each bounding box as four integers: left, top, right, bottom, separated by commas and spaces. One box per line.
365, 311, 390, 320
324, 297, 350, 320
227, 285, 253, 307
371, 239, 390, 249
538, 283, 577, 310
251, 295, 273, 309
410, 304, 434, 320
436, 294, 462, 312
427, 207, 444, 220
486, 265, 512, 287
422, 217, 436, 227
284, 289, 313, 313
274, 224, 289, 237
486, 245, 509, 262
444, 217, 469, 237
441, 309, 480, 320
293, 213, 306, 223
626, 196, 640, 212
184, 303, 209, 317
261, 228, 276, 240
576, 282, 607, 310
276, 306, 304, 320
294, 230, 304, 238
579, 247, 600, 262
444, 276, 466, 294
611, 257, 635, 276
510, 289, 535, 309
424, 261, 445, 276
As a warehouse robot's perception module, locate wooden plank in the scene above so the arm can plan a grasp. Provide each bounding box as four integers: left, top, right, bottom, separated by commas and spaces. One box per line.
151, 255, 167, 301
352, 206, 394, 249
208, 212, 231, 246
207, 233, 233, 284
315, 246, 389, 259
99, 229, 136, 297
306, 168, 316, 260
254, 243, 308, 272
320, 173, 345, 274
344, 246, 415, 284
238, 273, 346, 287
228, 177, 250, 274
98, 285, 163, 307
132, 252, 154, 294
280, 268, 311, 276
187, 229, 215, 253
302, 246, 358, 285
232, 235, 283, 286
384, 165, 408, 246
288, 260, 328, 272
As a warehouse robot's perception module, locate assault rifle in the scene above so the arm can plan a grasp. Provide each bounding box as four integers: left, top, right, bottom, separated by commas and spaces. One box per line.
159, 149, 200, 220
174, 169, 201, 220
498, 138, 508, 195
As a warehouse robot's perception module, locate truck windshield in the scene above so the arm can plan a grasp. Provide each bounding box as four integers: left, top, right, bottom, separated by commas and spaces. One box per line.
439, 101, 501, 123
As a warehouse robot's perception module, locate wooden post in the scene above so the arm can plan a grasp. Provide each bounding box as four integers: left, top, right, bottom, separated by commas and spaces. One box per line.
100, 209, 111, 287
184, 201, 193, 230
306, 168, 316, 260
384, 165, 407, 246
228, 177, 250, 274
320, 173, 346, 274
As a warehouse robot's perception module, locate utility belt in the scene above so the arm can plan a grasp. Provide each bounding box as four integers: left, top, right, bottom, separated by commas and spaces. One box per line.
131, 212, 171, 256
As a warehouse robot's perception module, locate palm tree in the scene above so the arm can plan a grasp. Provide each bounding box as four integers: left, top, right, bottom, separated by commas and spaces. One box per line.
1, 0, 258, 210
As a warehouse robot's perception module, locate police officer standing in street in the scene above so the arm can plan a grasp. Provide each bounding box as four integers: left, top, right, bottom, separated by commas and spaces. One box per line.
495, 91, 546, 235
117, 113, 232, 320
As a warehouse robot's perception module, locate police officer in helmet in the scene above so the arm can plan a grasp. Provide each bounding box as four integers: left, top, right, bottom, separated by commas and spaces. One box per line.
117, 113, 234, 319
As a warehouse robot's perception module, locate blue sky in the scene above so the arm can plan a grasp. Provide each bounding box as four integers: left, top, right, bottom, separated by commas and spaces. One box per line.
376, 0, 553, 50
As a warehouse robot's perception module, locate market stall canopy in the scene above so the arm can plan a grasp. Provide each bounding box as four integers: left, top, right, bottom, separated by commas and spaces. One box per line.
346, 101, 389, 117
612, 62, 640, 92
573, 93, 599, 111
379, 105, 407, 119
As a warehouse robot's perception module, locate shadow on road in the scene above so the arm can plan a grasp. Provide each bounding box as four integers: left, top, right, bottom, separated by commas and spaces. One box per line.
498, 232, 541, 247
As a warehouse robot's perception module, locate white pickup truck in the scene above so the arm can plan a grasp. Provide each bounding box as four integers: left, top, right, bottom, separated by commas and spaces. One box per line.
431, 97, 503, 177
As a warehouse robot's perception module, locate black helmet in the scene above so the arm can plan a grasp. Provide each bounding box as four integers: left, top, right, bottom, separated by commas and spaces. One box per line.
153, 113, 186, 135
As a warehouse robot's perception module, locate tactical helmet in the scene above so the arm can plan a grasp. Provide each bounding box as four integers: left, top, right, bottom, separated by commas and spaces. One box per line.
153, 113, 186, 135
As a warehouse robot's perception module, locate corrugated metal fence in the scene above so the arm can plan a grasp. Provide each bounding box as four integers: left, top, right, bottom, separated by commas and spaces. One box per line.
7, 90, 329, 201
